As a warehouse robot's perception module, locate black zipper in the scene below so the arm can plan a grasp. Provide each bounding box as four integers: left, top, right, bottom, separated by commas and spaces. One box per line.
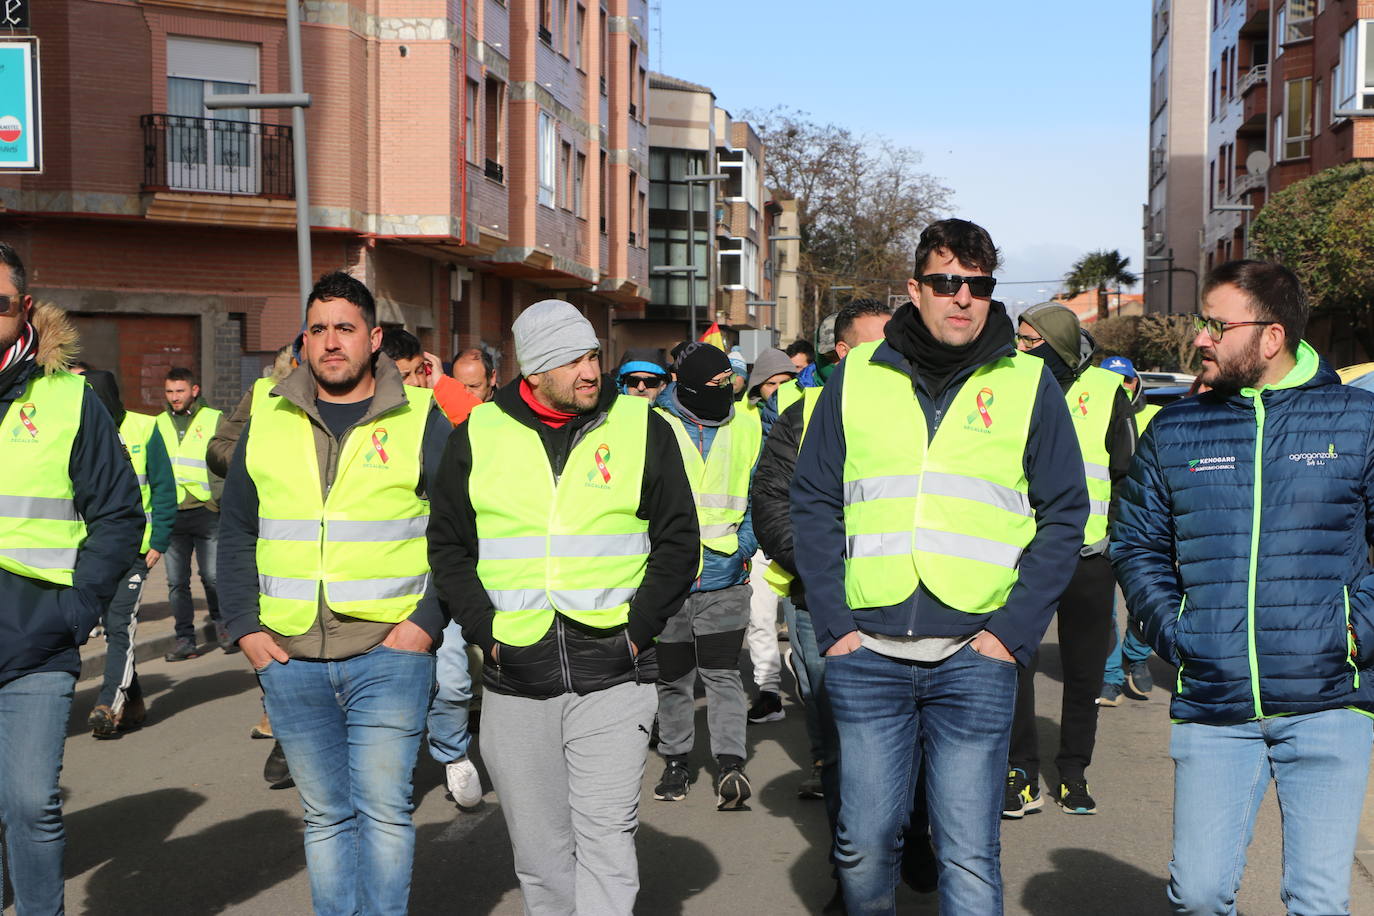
626, 630, 639, 684
556, 615, 573, 693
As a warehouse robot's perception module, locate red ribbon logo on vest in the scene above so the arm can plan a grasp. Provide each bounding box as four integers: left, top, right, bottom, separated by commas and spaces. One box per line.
1076, 392, 1090, 416
967, 388, 994, 429
369, 428, 390, 464
17, 402, 37, 438
589, 443, 612, 484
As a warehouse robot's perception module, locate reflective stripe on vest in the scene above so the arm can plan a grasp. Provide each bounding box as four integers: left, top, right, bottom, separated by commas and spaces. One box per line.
120, 411, 159, 553
245, 387, 433, 636
1066, 366, 1121, 549
767, 386, 825, 597
0, 372, 89, 585
156, 406, 223, 503
470, 395, 651, 646
840, 342, 1042, 613
658, 405, 761, 555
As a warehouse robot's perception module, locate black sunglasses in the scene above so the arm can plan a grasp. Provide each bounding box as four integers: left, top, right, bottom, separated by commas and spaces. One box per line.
918, 273, 997, 298
620, 375, 664, 390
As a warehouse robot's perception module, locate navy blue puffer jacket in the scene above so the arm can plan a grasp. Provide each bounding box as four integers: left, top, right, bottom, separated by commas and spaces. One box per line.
1112, 343, 1374, 725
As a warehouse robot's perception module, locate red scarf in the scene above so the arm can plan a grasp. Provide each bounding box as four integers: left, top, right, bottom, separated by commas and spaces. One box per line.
519, 379, 577, 428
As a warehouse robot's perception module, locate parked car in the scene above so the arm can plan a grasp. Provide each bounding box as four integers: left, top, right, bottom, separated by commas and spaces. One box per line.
1339, 363, 1374, 392
1144, 385, 1193, 407
1139, 371, 1196, 390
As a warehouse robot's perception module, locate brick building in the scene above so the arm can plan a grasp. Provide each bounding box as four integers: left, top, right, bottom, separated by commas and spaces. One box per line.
0, 0, 649, 413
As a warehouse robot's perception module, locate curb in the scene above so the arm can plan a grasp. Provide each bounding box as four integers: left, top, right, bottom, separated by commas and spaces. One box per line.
79, 620, 221, 683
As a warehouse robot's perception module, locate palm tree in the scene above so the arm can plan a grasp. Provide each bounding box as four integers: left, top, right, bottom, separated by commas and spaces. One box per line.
1065, 250, 1139, 323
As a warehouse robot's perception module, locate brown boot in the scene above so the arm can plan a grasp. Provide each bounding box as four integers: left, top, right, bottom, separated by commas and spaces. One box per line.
250, 711, 273, 739
89, 704, 118, 739
117, 695, 146, 732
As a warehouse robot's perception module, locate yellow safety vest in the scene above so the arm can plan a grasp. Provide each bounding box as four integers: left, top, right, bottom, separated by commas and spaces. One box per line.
765, 386, 823, 597
658, 404, 762, 556
1136, 402, 1161, 432
777, 379, 804, 414
120, 410, 158, 554
245, 388, 433, 636
1067, 366, 1121, 549
157, 406, 223, 503
0, 372, 89, 585
469, 395, 651, 646
841, 343, 1042, 613
250, 376, 276, 415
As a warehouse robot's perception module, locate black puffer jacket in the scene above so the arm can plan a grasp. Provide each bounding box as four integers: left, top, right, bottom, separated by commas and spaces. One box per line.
753, 397, 808, 608
428, 380, 699, 699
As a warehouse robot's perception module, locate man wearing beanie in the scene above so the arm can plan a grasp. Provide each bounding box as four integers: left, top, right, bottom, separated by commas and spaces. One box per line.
652, 340, 766, 810
1004, 302, 1137, 818
428, 299, 698, 915
793, 218, 1087, 914
741, 347, 799, 725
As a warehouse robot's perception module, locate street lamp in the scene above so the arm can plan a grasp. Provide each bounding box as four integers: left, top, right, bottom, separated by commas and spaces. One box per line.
681, 171, 727, 341
765, 234, 801, 337
1143, 248, 1199, 316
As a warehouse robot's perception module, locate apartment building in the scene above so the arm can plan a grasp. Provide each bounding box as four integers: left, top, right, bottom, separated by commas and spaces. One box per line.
1145, 0, 1208, 315
0, 0, 647, 412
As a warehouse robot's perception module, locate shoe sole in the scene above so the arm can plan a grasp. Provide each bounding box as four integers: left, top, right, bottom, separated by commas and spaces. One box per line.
1096, 695, 1122, 707
797, 789, 824, 800
165, 653, 201, 662
653, 790, 688, 801
1124, 677, 1151, 700
1057, 803, 1098, 814
250, 729, 274, 739
1002, 797, 1044, 819
747, 711, 785, 724
716, 777, 752, 811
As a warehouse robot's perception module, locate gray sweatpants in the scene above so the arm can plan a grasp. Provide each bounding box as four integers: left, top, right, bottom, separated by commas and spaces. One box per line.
483, 681, 657, 916
656, 583, 751, 760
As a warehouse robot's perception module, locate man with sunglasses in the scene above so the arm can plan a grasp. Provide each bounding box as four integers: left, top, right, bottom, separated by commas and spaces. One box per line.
1113, 260, 1374, 915
617, 359, 669, 400
793, 218, 1087, 914
1005, 302, 1137, 818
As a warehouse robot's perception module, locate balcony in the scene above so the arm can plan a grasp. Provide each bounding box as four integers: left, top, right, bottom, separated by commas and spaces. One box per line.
539, 25, 553, 44
1238, 64, 1268, 98
484, 158, 504, 184
1240, 0, 1270, 38
1234, 170, 1266, 196
1238, 90, 1268, 136
141, 114, 293, 197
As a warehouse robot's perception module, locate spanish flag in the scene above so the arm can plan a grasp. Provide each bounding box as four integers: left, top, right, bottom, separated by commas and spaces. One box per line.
699, 322, 725, 351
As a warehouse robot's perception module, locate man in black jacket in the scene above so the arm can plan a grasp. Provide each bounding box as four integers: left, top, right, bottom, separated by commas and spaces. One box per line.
428, 300, 698, 915
0, 242, 144, 914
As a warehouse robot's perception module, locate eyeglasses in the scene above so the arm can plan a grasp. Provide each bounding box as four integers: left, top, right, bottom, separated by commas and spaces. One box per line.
620, 375, 664, 390
1190, 313, 1273, 342
704, 371, 735, 389
0, 296, 19, 316
918, 273, 997, 298
1015, 333, 1044, 347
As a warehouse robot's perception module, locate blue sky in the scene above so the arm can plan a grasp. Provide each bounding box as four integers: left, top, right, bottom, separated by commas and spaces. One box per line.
653, 0, 1149, 308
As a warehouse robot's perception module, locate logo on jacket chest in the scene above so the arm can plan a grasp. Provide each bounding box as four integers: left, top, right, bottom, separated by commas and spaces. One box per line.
963, 387, 994, 434
585, 443, 613, 490
1187, 455, 1236, 472
361, 426, 391, 469
9, 402, 38, 443
1290, 443, 1341, 467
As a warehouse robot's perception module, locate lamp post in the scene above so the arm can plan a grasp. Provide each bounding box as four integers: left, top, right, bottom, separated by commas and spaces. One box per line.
205, 0, 312, 321
1144, 249, 1176, 315
766, 233, 801, 338
681, 170, 727, 341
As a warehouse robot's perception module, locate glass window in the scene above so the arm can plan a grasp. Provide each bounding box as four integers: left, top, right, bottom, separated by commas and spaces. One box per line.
1282, 77, 1312, 159
538, 113, 556, 207
575, 152, 586, 217
465, 80, 478, 163
484, 78, 505, 169
574, 4, 586, 70
1285, 0, 1315, 42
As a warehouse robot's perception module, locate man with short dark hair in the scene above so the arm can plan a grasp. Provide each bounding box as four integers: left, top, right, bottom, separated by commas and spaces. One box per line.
380, 326, 428, 387
0, 241, 144, 913
786, 339, 815, 372
451, 348, 498, 402
159, 366, 227, 659
1114, 259, 1374, 915
219, 270, 451, 914
793, 218, 1088, 914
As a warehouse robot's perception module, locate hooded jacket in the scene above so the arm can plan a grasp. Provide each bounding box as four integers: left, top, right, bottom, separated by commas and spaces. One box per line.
1112, 343, 1374, 724
217, 355, 453, 658
0, 304, 145, 687
428, 379, 699, 699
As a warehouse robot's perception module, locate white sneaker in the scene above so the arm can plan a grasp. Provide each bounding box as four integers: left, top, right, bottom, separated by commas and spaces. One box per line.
446, 757, 482, 808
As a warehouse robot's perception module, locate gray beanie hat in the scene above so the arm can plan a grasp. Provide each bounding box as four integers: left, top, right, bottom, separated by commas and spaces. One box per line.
747, 347, 798, 401
513, 299, 600, 376
1019, 302, 1082, 370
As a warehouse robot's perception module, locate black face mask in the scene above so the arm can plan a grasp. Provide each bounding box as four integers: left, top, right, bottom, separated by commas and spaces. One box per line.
676, 381, 734, 422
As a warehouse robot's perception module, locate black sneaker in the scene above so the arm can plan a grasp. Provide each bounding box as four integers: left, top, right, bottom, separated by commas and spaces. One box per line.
264, 741, 294, 790
797, 761, 824, 799
1055, 777, 1097, 814
714, 756, 752, 811
164, 637, 200, 662
1002, 767, 1042, 819
747, 690, 784, 723
1097, 682, 1124, 707
1126, 661, 1153, 698
653, 758, 691, 801
216, 622, 239, 654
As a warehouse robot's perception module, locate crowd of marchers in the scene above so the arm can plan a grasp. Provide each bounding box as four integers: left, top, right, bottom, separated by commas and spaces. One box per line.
1, 215, 1372, 916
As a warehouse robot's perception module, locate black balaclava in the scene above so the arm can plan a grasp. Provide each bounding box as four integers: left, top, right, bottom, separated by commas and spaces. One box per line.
83, 369, 126, 426
673, 341, 734, 422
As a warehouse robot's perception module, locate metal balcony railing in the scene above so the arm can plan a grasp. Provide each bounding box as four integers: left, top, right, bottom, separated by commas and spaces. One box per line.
484, 158, 504, 183
1237, 64, 1268, 98
141, 113, 294, 197
1234, 170, 1266, 196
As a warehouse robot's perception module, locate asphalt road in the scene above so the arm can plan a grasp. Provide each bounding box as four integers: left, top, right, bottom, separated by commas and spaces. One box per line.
41, 622, 1374, 915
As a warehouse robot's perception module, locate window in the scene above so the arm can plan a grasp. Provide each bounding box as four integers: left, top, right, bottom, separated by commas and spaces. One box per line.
556, 0, 567, 54
599, 150, 608, 231
166, 37, 261, 194
600, 8, 608, 93
559, 141, 572, 209
1315, 79, 1323, 135
574, 152, 586, 217
538, 0, 553, 42
638, 189, 646, 245
1283, 77, 1312, 159
538, 112, 557, 207
1285, 0, 1315, 42
574, 4, 586, 70
628, 43, 639, 115
1334, 22, 1374, 116
465, 79, 478, 164
1210, 68, 1218, 119
627, 171, 638, 245
484, 77, 505, 179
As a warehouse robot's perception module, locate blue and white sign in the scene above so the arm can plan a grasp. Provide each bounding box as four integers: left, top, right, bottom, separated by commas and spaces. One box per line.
0, 38, 40, 172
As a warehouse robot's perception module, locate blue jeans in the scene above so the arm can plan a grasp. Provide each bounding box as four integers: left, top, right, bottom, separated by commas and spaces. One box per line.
1169, 708, 1373, 915
426, 620, 472, 764
782, 599, 840, 831
165, 506, 220, 640
826, 643, 1017, 916
258, 646, 436, 916
1102, 599, 1152, 687
0, 670, 75, 915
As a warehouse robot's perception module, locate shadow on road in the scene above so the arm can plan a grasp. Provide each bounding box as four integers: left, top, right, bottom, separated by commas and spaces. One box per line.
66, 666, 259, 738
634, 823, 721, 915
64, 787, 303, 914
1020, 847, 1164, 915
